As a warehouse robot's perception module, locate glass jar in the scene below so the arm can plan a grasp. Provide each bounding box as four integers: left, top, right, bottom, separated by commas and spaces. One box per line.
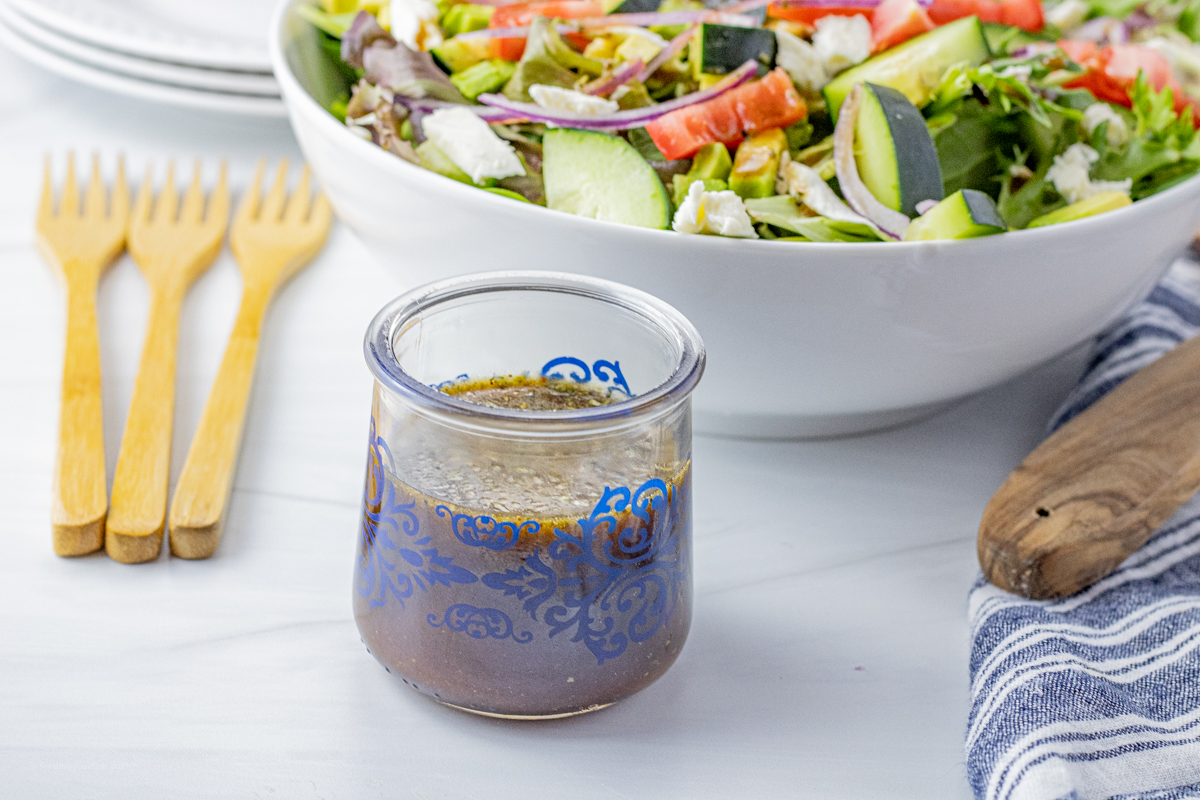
354, 271, 705, 719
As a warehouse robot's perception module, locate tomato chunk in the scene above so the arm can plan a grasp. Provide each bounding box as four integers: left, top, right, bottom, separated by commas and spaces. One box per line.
645, 68, 807, 160
766, 3, 874, 25
1061, 40, 1198, 120
871, 0, 934, 52
927, 0, 1043, 31
487, 0, 603, 61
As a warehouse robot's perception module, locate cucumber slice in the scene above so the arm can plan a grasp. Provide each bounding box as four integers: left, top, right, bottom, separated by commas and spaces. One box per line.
904, 189, 1007, 241
1025, 192, 1131, 228
824, 16, 990, 120
695, 24, 777, 76
612, 0, 661, 12
855, 83, 944, 216
543, 128, 672, 229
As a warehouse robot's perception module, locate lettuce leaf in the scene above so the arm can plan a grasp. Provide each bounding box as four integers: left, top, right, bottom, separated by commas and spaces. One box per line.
744, 196, 881, 242
503, 16, 604, 102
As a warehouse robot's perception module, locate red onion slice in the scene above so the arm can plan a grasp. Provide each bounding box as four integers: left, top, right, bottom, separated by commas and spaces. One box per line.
770, 0, 881, 8
478, 58, 758, 129
723, 0, 773, 12
456, 10, 757, 40
833, 83, 910, 241
457, 23, 577, 40
914, 199, 938, 215
395, 95, 518, 123
586, 59, 644, 96
638, 22, 697, 82
580, 11, 760, 28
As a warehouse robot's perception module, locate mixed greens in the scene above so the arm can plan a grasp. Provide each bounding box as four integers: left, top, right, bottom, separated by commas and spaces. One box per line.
301, 0, 1200, 241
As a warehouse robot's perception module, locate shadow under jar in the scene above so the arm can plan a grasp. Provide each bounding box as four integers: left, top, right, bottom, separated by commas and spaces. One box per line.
355, 271, 705, 719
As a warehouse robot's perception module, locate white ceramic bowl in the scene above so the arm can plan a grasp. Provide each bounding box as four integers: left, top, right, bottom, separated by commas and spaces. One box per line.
270, 0, 1200, 437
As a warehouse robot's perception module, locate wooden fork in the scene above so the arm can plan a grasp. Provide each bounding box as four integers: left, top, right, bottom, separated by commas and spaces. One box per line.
168, 160, 332, 559
36, 154, 129, 556
107, 162, 230, 564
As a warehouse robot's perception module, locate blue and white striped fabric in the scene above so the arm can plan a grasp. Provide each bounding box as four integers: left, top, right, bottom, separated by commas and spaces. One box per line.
967, 259, 1200, 800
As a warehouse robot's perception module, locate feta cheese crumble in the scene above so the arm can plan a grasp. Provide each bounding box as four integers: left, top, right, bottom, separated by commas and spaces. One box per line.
529, 85, 619, 116
422, 107, 526, 184
1044, 0, 1090, 32
775, 29, 829, 92
389, 0, 440, 49
672, 180, 758, 238
1046, 143, 1131, 204
1082, 103, 1130, 148
812, 15, 872, 76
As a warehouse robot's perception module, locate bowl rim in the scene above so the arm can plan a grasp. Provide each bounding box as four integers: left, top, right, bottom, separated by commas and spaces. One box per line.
269, 0, 1200, 252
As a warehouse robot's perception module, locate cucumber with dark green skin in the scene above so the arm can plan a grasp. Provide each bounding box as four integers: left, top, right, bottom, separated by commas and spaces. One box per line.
612, 0, 661, 12
697, 24, 776, 76
855, 83, 944, 217
905, 189, 1007, 240
824, 16, 991, 120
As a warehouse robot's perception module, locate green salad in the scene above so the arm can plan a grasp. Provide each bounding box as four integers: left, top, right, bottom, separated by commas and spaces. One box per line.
300, 0, 1200, 241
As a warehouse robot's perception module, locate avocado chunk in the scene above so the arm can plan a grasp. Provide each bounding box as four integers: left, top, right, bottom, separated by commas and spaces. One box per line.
692, 23, 777, 78
442, 3, 495, 37
904, 189, 1007, 241
729, 128, 787, 200
671, 142, 733, 205
824, 17, 991, 120
431, 38, 490, 74
672, 176, 729, 205
855, 83, 944, 216
451, 59, 517, 100
1026, 192, 1132, 228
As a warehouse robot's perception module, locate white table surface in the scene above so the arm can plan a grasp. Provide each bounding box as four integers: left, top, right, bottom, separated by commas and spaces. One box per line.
0, 44, 1091, 800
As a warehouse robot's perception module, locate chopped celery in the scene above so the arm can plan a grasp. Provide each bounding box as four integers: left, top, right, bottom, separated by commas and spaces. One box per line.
451, 59, 518, 101
329, 94, 350, 122
295, 5, 358, 38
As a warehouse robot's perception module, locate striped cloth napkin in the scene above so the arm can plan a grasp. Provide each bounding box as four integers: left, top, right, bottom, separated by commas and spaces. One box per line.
966, 258, 1200, 800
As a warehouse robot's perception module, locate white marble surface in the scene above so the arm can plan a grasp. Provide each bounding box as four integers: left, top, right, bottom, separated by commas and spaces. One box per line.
0, 45, 1089, 799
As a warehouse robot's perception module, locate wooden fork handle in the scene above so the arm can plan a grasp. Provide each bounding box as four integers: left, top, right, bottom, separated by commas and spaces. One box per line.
107, 286, 185, 563
53, 282, 108, 556
168, 284, 272, 559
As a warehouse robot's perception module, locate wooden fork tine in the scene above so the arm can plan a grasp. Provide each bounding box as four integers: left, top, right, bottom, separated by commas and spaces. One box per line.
283, 166, 313, 223
207, 162, 231, 226
38, 155, 55, 223
179, 161, 205, 224
83, 154, 107, 219
234, 160, 265, 226
259, 159, 290, 222
132, 164, 154, 226
112, 156, 130, 221
62, 152, 79, 219
154, 161, 179, 223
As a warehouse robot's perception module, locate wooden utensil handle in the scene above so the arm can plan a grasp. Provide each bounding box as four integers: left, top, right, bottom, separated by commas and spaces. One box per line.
168, 283, 272, 559
52, 281, 108, 556
107, 285, 185, 563
978, 331, 1200, 599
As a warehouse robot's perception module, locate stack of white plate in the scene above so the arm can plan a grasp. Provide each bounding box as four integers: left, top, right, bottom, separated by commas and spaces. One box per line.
0, 0, 285, 117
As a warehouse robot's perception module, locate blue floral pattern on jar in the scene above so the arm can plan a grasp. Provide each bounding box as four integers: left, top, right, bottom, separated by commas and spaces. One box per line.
481, 478, 688, 665
356, 418, 477, 609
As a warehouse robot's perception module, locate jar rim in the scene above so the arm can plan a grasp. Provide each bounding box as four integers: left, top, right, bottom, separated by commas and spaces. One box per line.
363, 271, 706, 429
